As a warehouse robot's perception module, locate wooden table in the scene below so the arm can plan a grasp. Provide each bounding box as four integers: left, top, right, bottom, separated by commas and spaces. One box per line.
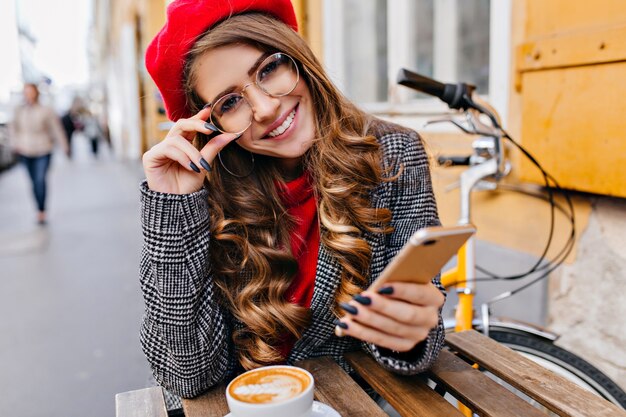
116, 330, 626, 417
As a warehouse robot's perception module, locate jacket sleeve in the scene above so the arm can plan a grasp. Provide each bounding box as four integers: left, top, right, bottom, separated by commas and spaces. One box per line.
139, 181, 232, 397
45, 108, 69, 154
363, 129, 447, 375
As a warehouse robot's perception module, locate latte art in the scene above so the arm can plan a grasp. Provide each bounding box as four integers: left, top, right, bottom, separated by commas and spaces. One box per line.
229, 367, 311, 404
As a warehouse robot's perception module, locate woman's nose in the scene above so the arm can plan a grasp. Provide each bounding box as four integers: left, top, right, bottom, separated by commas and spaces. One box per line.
244, 85, 280, 123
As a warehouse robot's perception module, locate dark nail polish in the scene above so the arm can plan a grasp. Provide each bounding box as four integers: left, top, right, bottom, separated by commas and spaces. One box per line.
339, 302, 358, 315
378, 286, 394, 295
204, 122, 218, 131
333, 319, 348, 330
189, 161, 201, 173
353, 295, 372, 305
199, 158, 212, 172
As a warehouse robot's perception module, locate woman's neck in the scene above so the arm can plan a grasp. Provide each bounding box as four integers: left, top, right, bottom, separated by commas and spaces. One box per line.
278, 157, 304, 181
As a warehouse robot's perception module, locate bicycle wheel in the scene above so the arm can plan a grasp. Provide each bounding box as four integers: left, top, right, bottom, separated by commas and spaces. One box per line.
488, 329, 626, 410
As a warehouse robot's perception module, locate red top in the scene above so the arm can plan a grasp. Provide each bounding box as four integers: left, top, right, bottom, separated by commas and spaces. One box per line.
275, 171, 319, 360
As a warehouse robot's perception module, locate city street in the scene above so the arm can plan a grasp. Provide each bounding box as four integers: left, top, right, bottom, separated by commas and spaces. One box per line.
0, 139, 150, 417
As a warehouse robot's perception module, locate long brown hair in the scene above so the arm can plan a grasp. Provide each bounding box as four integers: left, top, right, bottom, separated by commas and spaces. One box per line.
184, 13, 393, 370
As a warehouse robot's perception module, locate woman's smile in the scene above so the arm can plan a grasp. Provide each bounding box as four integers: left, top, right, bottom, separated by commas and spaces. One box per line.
262, 104, 298, 139
194, 44, 316, 169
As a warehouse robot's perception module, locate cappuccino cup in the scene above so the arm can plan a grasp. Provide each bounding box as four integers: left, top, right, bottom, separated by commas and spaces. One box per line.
226, 365, 314, 417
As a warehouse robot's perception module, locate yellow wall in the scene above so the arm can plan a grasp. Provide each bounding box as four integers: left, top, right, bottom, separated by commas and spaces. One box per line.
138, 0, 168, 152
514, 0, 626, 197
293, 0, 324, 60
97, 0, 167, 154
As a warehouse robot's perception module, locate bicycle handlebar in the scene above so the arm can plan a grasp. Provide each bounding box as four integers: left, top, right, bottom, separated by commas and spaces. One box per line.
397, 68, 477, 110
438, 155, 472, 166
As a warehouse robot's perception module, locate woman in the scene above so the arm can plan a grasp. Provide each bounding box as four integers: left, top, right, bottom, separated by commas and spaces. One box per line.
141, 0, 445, 400
9, 83, 69, 224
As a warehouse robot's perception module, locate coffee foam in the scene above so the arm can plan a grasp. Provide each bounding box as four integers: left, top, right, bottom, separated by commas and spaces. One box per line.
229, 367, 311, 404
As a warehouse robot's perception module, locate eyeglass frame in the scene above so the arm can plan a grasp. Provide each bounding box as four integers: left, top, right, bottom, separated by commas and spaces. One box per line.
201, 52, 301, 135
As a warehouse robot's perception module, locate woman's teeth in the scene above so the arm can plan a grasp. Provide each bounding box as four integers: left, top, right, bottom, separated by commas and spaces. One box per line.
267, 108, 296, 138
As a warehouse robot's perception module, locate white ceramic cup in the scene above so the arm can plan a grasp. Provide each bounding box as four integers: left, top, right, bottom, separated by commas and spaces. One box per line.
225, 365, 314, 417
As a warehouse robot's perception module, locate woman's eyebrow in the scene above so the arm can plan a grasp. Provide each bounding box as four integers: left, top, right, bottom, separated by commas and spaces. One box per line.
207, 52, 273, 105
208, 86, 236, 107
247, 52, 271, 76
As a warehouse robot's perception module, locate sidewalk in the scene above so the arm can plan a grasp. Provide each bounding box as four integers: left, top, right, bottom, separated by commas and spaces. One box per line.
0, 139, 150, 417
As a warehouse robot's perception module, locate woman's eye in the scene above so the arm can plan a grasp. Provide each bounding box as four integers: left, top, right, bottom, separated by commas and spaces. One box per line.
258, 60, 280, 81
220, 96, 242, 113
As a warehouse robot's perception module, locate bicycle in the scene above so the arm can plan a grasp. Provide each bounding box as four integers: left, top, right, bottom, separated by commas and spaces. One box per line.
396, 68, 626, 413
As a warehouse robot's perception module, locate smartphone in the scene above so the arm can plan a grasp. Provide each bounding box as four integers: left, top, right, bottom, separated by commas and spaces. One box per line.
368, 224, 476, 291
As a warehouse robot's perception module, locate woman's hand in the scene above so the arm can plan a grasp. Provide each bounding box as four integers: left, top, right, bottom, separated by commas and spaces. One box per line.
142, 107, 239, 194
334, 282, 445, 352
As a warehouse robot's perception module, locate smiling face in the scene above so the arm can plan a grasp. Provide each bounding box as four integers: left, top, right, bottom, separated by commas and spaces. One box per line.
193, 44, 317, 174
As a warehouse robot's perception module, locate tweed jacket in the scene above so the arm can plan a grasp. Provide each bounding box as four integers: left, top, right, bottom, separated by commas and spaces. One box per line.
139, 121, 445, 398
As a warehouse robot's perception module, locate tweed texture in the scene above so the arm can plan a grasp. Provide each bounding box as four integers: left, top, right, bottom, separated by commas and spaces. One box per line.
139, 122, 445, 398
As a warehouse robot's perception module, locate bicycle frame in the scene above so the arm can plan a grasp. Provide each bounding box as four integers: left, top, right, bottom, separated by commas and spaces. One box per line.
441, 156, 499, 332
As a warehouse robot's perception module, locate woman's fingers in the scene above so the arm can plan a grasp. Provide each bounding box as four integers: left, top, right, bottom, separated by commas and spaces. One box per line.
168, 107, 216, 140
158, 142, 203, 173
198, 132, 240, 165
337, 300, 429, 341
367, 282, 445, 311
165, 129, 239, 173
166, 107, 240, 167
145, 135, 203, 172
333, 281, 444, 349
170, 117, 217, 140
356, 291, 440, 327
334, 317, 422, 352
166, 135, 210, 171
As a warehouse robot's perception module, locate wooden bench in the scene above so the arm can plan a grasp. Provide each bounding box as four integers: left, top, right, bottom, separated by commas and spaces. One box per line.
116, 330, 626, 417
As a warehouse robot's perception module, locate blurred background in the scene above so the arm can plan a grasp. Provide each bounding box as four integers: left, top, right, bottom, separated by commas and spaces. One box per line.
0, 1, 624, 416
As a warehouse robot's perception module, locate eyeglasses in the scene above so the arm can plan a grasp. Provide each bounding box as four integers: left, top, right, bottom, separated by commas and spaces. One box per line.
203, 52, 300, 135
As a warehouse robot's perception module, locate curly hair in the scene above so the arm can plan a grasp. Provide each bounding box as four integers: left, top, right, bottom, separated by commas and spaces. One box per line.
183, 13, 393, 370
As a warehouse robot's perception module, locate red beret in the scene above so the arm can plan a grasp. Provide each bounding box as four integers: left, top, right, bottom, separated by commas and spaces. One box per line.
145, 0, 298, 121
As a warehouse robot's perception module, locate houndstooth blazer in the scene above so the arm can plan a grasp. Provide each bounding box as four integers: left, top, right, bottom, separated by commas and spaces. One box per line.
139, 121, 445, 398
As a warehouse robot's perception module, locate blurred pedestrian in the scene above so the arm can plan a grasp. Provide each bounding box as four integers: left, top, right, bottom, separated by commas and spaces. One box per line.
78, 106, 103, 159
61, 97, 85, 159
8, 83, 69, 225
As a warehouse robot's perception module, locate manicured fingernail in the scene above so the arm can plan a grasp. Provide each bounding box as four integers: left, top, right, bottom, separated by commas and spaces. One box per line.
339, 302, 358, 315
199, 158, 212, 172
333, 319, 348, 330
234, 133, 242, 141
204, 122, 218, 131
378, 286, 394, 295
353, 295, 372, 305
189, 161, 201, 173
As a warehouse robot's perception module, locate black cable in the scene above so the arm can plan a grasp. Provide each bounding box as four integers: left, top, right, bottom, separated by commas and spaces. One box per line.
501, 231, 576, 300
450, 227, 575, 287
468, 97, 559, 279
443, 102, 576, 288
465, 100, 569, 281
